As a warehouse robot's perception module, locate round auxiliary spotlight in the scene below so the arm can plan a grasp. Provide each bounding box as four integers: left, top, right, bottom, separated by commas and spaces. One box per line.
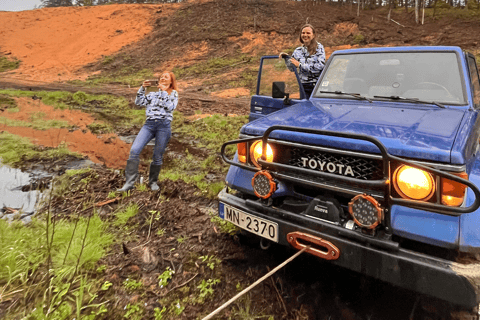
348, 194, 383, 229
252, 171, 276, 199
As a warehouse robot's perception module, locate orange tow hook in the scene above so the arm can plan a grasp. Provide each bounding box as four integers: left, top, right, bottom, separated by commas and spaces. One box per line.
287, 232, 340, 261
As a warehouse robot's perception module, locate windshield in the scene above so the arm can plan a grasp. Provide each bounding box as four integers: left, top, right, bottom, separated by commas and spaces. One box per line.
314, 51, 466, 105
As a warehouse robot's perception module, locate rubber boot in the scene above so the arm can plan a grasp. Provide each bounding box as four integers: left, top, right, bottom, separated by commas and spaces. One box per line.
117, 159, 139, 192
148, 163, 161, 191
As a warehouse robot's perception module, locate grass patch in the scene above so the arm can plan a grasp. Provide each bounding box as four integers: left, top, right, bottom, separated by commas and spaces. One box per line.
0, 94, 17, 110
50, 168, 95, 198
172, 112, 248, 154
0, 56, 20, 72
0, 89, 145, 129
0, 115, 72, 130
86, 121, 114, 134
115, 203, 139, 226
228, 68, 258, 93
70, 67, 155, 87
0, 213, 114, 318
163, 113, 247, 197
0, 132, 82, 166
161, 151, 227, 198
173, 55, 255, 78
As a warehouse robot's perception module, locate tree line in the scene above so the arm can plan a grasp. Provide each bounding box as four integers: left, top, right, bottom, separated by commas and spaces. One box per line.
41, 0, 480, 8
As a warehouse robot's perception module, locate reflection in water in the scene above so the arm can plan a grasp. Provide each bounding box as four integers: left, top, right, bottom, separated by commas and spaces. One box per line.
0, 165, 44, 214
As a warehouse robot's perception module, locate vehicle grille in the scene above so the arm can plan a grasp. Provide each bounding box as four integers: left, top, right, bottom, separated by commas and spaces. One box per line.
286, 146, 384, 181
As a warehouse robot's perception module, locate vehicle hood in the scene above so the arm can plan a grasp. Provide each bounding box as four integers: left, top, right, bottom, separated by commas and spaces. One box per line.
241, 100, 468, 164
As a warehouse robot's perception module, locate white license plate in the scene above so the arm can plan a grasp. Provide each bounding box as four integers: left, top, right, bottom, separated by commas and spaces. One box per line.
223, 204, 278, 242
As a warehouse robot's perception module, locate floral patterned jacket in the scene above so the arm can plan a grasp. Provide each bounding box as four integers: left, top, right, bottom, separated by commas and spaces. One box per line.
287, 42, 326, 85
135, 87, 178, 122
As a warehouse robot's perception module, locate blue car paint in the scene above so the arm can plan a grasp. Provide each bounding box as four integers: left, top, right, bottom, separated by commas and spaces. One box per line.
390, 205, 460, 248
242, 100, 467, 164
460, 155, 480, 251
226, 46, 480, 252
230, 100, 479, 249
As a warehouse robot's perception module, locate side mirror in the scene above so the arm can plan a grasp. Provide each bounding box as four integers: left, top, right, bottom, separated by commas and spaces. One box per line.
272, 82, 285, 99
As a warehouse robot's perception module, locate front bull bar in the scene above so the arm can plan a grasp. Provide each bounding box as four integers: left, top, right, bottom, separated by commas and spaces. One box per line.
220, 125, 480, 217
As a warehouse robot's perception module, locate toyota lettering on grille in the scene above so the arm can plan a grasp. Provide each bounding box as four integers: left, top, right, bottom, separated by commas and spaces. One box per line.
300, 157, 355, 177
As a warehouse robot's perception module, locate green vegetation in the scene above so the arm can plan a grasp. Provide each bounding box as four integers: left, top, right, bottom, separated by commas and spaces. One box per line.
124, 303, 144, 320
173, 55, 255, 78
231, 294, 274, 320
0, 94, 17, 110
0, 56, 20, 72
197, 278, 220, 301
172, 112, 248, 153
71, 67, 155, 87
161, 151, 225, 198
0, 115, 72, 130
229, 68, 258, 93
160, 112, 247, 198
158, 267, 174, 288
115, 203, 139, 226
353, 33, 365, 44
199, 255, 222, 270
0, 213, 113, 319
86, 122, 114, 134
51, 168, 95, 198
0, 132, 82, 166
123, 278, 143, 292
0, 89, 145, 128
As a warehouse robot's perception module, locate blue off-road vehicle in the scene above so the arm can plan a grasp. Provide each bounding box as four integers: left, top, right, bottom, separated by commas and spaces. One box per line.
218, 46, 480, 312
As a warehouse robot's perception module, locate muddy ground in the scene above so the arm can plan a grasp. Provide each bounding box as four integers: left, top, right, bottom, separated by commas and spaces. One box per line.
2, 0, 480, 319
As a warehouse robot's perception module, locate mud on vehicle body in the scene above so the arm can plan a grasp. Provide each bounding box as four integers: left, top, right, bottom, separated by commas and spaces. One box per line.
218, 46, 480, 313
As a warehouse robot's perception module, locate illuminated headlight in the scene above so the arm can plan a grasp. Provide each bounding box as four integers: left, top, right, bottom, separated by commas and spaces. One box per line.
393, 165, 435, 201
348, 194, 382, 229
250, 141, 274, 168
252, 171, 276, 199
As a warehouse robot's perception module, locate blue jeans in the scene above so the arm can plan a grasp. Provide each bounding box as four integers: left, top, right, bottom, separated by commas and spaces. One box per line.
128, 119, 171, 165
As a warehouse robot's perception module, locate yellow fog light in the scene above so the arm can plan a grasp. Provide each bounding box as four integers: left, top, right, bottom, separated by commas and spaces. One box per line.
394, 165, 435, 201
252, 171, 276, 199
250, 141, 274, 168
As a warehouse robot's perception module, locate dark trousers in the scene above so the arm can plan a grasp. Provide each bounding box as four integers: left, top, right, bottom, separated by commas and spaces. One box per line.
302, 83, 315, 99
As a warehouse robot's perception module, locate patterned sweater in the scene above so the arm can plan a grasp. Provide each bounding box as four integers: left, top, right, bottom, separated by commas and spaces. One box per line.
135, 86, 178, 122
287, 42, 326, 85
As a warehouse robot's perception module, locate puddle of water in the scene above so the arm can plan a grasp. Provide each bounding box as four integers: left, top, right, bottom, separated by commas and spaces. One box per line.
0, 165, 45, 215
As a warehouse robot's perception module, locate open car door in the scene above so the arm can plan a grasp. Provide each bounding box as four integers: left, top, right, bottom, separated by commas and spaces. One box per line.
249, 56, 306, 122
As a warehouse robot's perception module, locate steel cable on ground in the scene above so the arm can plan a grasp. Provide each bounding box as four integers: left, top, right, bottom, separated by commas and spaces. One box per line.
201, 246, 308, 320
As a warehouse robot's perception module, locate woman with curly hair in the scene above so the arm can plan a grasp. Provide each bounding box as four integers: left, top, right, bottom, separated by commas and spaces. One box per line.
118, 71, 178, 192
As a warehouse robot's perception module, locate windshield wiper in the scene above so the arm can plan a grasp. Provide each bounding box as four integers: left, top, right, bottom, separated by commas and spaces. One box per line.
320, 90, 372, 103
373, 95, 445, 108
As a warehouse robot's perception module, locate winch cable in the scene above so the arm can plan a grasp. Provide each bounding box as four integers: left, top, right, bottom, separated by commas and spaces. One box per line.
201, 246, 308, 320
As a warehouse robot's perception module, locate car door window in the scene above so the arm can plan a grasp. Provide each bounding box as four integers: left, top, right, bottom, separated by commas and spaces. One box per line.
258, 58, 301, 99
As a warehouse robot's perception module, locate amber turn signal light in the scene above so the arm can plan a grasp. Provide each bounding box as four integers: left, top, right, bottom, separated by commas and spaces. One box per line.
441, 172, 468, 207
237, 142, 247, 163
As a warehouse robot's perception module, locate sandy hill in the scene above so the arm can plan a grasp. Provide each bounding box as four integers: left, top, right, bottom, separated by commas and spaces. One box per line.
1, 0, 479, 92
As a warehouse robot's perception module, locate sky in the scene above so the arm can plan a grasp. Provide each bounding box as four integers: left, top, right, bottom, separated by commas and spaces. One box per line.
0, 0, 43, 12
